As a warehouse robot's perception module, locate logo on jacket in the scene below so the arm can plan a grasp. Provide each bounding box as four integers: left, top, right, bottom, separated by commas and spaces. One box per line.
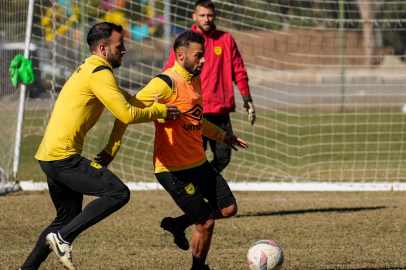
183, 104, 203, 121
214, 46, 222, 56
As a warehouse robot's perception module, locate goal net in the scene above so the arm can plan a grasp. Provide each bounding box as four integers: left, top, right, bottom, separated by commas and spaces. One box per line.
17, 0, 406, 189
0, 0, 33, 194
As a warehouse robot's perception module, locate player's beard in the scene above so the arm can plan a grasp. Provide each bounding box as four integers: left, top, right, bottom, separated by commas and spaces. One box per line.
107, 47, 122, 69
196, 21, 213, 35
184, 56, 202, 76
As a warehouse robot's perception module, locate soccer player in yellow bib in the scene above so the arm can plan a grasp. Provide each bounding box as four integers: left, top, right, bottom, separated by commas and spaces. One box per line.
100, 30, 248, 270
19, 22, 180, 270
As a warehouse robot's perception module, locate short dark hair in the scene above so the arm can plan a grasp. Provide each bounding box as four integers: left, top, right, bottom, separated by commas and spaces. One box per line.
173, 30, 205, 52
195, 0, 215, 12
87, 22, 123, 52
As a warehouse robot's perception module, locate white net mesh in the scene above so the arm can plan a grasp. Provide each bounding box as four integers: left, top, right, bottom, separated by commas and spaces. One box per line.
0, 0, 31, 187
19, 0, 406, 184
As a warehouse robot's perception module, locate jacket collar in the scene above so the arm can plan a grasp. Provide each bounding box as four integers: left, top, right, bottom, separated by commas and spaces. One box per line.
172, 61, 195, 82
91, 55, 114, 71
191, 24, 216, 37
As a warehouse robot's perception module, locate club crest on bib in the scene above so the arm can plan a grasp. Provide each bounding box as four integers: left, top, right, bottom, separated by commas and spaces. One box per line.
214, 46, 222, 56
185, 183, 195, 194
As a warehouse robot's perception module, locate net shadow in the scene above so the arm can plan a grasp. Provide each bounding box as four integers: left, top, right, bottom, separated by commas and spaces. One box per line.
236, 206, 386, 218
320, 267, 406, 270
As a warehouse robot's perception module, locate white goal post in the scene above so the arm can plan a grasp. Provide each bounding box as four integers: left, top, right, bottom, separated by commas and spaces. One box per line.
8, 0, 406, 191
0, 0, 35, 195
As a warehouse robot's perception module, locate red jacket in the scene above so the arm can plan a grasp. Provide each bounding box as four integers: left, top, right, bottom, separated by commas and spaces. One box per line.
163, 24, 250, 115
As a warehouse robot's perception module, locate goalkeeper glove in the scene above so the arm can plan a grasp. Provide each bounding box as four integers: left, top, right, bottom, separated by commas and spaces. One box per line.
243, 95, 256, 126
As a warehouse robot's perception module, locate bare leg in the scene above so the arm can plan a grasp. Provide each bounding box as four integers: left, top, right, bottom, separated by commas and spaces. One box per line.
191, 217, 215, 257
212, 202, 238, 221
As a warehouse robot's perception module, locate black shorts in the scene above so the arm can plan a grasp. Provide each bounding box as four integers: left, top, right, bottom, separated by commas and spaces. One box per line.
155, 161, 236, 224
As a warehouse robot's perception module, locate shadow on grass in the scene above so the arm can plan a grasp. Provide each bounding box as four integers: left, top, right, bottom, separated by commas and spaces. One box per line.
236, 206, 386, 218
320, 267, 406, 270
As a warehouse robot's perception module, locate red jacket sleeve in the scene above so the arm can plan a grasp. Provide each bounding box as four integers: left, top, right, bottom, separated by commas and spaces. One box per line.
236, 79, 250, 97
163, 48, 176, 72
230, 36, 250, 96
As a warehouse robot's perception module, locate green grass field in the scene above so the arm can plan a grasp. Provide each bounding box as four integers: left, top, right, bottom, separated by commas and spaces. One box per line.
19, 111, 406, 182
2, 190, 406, 269
5, 110, 406, 269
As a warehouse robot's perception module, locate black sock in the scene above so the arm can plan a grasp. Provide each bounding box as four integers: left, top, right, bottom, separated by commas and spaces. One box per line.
192, 254, 206, 268
172, 214, 193, 232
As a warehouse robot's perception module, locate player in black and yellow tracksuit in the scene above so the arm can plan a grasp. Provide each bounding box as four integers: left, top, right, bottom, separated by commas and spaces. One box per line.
20, 22, 179, 270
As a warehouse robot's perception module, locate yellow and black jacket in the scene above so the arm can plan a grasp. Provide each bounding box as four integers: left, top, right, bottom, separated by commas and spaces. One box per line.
36, 55, 167, 161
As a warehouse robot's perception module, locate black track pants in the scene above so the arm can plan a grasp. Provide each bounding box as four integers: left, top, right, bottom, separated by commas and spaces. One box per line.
202, 114, 233, 173
21, 155, 130, 270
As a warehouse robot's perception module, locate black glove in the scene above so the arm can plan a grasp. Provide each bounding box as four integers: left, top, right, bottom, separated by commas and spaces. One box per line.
243, 95, 256, 126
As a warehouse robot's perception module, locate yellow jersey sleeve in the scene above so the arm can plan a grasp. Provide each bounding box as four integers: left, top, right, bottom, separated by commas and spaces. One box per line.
202, 118, 227, 142
89, 68, 166, 125
104, 76, 174, 156
120, 87, 132, 101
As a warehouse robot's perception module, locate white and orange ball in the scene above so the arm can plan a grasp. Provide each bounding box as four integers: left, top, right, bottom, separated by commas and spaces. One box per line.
247, 240, 284, 270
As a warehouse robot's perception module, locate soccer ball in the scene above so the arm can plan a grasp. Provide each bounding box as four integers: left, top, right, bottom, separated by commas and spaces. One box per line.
247, 240, 284, 270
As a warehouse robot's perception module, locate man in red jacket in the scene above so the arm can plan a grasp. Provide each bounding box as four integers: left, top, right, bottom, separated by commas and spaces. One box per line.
163, 0, 255, 173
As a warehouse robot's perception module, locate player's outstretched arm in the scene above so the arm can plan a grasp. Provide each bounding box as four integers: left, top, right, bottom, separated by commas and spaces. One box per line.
202, 118, 248, 151
90, 67, 180, 124
99, 78, 180, 165
96, 95, 168, 167
223, 133, 248, 151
